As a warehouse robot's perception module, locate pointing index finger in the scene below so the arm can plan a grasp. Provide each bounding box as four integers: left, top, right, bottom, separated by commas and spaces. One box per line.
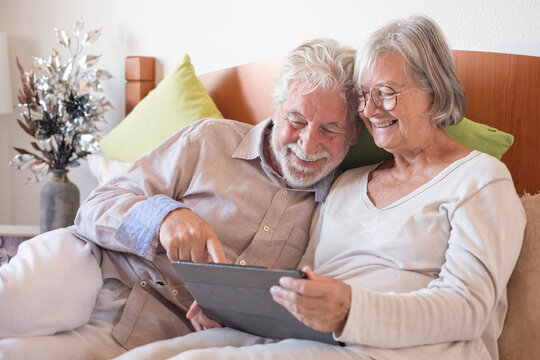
207, 235, 226, 263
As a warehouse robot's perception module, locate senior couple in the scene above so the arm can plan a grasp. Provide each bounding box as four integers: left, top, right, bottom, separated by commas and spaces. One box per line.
0, 15, 525, 360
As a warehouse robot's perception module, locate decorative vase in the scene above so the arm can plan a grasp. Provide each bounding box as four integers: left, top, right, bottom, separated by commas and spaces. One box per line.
40, 169, 80, 234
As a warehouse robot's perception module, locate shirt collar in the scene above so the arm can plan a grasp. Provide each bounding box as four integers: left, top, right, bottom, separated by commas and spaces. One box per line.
313, 172, 333, 202
232, 118, 272, 161
233, 118, 333, 203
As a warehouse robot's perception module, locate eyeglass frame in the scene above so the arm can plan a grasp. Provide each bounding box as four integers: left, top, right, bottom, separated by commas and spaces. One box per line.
356, 86, 411, 112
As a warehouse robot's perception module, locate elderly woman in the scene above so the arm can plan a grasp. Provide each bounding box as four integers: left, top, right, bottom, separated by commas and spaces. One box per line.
114, 15, 525, 360
272, 14, 526, 359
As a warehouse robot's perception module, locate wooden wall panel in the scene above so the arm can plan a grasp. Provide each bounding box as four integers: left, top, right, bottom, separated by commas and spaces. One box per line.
198, 58, 283, 125
128, 51, 538, 195
453, 51, 540, 195
125, 56, 156, 115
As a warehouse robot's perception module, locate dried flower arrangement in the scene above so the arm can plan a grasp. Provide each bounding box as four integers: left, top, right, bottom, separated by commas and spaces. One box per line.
10, 19, 113, 182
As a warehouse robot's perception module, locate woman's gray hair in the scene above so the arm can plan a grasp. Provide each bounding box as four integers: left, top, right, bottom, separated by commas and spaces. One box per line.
355, 15, 465, 128
272, 38, 358, 130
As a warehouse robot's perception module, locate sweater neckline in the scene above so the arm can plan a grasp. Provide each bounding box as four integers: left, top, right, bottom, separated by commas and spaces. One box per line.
361, 150, 481, 210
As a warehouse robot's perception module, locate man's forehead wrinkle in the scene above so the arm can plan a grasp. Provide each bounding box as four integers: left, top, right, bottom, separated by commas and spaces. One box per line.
281, 85, 349, 128
285, 110, 306, 120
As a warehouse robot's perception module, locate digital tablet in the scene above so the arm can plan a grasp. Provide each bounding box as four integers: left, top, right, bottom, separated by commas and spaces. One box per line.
171, 261, 340, 345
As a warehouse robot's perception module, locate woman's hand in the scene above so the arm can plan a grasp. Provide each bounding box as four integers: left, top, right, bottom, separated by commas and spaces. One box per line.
186, 301, 223, 332
270, 266, 351, 333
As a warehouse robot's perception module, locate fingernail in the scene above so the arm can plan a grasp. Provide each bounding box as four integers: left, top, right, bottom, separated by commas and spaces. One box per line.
279, 277, 290, 286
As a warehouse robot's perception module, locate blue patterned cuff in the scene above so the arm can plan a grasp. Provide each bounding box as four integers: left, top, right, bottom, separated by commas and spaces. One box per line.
113, 194, 185, 256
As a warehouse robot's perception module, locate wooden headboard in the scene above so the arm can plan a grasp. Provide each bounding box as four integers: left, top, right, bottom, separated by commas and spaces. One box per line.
452, 51, 539, 197
128, 51, 540, 195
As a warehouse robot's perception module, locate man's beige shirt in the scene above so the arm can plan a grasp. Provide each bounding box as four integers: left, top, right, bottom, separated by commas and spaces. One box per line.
74, 118, 328, 349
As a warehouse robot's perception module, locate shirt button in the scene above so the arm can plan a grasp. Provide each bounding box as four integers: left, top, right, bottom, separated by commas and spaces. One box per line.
140, 280, 147, 287
172, 289, 178, 296
130, 235, 136, 241
239, 260, 247, 266
263, 225, 270, 232
283, 189, 288, 195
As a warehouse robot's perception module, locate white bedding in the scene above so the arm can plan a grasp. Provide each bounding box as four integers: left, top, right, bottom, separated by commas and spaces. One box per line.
87, 154, 132, 187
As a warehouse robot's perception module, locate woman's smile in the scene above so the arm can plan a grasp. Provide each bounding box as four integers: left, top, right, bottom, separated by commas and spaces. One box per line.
372, 119, 397, 129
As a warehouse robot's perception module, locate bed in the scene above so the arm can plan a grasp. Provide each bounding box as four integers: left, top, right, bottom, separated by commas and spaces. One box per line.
92, 50, 539, 359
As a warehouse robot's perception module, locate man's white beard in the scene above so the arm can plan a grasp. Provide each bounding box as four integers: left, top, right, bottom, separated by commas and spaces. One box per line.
270, 131, 334, 189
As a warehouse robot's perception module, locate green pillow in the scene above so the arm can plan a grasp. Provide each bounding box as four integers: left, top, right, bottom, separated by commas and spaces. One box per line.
446, 118, 514, 159
340, 117, 514, 171
100, 54, 223, 162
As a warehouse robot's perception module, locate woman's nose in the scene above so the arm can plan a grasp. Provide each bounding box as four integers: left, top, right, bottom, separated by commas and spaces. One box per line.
362, 95, 383, 118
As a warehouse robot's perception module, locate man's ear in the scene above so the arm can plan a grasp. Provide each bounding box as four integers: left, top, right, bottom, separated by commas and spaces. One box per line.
270, 107, 280, 126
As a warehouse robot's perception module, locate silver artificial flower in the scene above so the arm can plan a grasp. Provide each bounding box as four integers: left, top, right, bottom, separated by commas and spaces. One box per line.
10, 19, 113, 183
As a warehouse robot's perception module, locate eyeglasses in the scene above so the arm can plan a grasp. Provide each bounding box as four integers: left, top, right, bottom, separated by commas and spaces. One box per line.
356, 86, 410, 112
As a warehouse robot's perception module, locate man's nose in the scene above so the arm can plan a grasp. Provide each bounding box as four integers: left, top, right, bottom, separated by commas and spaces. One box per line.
297, 126, 322, 154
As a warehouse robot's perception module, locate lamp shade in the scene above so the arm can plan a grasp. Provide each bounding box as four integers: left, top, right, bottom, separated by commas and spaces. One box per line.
0, 32, 13, 113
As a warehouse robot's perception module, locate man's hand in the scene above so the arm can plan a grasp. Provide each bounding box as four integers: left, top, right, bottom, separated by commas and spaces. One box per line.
159, 208, 226, 263
270, 266, 351, 334
186, 301, 223, 332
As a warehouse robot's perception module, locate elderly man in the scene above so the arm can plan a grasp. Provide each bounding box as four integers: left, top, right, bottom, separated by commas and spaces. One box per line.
0, 38, 358, 359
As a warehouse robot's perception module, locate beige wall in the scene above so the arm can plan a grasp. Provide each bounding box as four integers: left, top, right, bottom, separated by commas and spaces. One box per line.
0, 0, 539, 225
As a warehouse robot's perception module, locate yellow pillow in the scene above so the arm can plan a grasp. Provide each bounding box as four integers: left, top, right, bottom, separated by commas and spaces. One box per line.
100, 54, 223, 162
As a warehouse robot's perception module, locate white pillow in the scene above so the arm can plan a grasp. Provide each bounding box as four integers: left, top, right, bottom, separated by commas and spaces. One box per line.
88, 154, 132, 186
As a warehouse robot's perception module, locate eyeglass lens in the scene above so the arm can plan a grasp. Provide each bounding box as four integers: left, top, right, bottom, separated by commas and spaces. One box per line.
358, 86, 398, 112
